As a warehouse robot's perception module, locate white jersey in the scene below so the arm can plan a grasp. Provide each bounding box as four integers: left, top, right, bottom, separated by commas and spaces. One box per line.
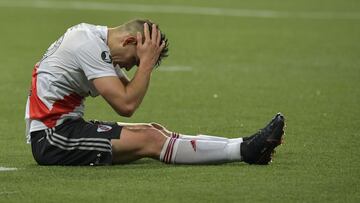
25, 23, 124, 143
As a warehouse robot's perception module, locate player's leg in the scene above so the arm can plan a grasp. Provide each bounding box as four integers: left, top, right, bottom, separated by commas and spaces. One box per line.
111, 113, 285, 165
111, 124, 241, 164
111, 126, 243, 164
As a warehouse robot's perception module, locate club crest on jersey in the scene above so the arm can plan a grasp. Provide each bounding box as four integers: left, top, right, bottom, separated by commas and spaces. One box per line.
97, 124, 112, 132
101, 51, 112, 64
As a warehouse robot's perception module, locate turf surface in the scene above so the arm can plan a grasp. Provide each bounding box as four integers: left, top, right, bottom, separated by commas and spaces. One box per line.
0, 0, 359, 202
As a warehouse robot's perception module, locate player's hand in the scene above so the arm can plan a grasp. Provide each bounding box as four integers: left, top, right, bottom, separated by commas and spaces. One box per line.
136, 23, 166, 71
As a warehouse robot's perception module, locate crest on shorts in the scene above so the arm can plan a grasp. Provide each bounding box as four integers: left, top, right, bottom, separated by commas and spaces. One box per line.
97, 124, 112, 132
101, 51, 112, 64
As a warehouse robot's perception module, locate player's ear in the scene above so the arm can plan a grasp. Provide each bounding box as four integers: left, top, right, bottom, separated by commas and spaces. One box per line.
123, 36, 137, 46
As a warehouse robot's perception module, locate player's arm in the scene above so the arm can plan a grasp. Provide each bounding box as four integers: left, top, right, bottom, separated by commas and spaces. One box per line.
91, 69, 150, 117
93, 24, 165, 117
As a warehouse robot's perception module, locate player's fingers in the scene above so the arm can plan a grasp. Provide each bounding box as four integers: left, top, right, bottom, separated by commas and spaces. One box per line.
143, 23, 150, 41
159, 40, 166, 51
156, 30, 161, 46
136, 32, 142, 47
151, 24, 157, 43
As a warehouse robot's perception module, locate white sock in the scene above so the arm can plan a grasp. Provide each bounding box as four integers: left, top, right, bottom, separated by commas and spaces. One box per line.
159, 136, 242, 164
171, 132, 243, 143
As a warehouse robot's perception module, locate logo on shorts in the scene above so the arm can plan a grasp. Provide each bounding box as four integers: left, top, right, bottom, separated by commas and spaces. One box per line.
101, 51, 112, 64
97, 124, 112, 132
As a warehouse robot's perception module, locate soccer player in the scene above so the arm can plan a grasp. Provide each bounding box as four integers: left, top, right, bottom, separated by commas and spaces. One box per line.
25, 19, 285, 166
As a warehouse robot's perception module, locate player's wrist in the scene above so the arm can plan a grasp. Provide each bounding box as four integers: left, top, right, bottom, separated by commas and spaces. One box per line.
138, 64, 153, 74
138, 61, 155, 72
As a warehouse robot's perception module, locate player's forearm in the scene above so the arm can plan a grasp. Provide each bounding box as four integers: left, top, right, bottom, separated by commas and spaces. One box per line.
122, 67, 152, 114
93, 70, 149, 117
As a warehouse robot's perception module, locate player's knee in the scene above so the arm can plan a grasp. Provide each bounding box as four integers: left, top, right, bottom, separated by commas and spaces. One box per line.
142, 128, 166, 155
143, 128, 165, 145
114, 127, 166, 158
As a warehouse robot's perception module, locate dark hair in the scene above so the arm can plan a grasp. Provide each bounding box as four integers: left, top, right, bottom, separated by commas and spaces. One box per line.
122, 19, 169, 68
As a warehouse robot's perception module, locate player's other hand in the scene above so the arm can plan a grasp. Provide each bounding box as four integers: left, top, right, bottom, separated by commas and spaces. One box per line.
136, 23, 166, 71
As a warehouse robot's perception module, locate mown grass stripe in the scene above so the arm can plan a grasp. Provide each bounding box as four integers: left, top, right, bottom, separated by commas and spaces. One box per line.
0, 0, 359, 20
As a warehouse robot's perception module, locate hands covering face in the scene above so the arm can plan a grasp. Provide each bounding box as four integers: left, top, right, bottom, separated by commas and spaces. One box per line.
136, 23, 166, 70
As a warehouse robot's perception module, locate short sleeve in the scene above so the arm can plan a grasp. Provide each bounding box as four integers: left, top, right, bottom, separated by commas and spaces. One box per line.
75, 36, 117, 80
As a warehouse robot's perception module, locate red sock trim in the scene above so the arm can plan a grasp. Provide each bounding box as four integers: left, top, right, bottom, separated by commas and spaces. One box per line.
163, 137, 177, 164
167, 138, 176, 163
171, 132, 180, 139
163, 139, 172, 162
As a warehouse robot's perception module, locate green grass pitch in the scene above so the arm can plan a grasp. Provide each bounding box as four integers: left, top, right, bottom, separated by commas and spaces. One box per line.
0, 0, 359, 202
